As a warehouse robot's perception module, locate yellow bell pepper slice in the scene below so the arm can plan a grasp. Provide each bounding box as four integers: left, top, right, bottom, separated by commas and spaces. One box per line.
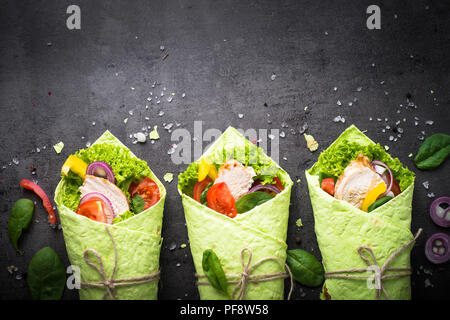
198, 157, 217, 182
361, 182, 387, 212
61, 155, 88, 179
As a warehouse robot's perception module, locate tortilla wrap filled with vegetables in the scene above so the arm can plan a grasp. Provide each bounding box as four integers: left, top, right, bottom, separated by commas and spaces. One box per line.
54, 130, 165, 300
178, 127, 293, 300
305, 125, 417, 300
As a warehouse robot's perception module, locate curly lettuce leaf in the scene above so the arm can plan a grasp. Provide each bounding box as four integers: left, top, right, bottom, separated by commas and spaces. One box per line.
178, 162, 199, 198
312, 140, 414, 191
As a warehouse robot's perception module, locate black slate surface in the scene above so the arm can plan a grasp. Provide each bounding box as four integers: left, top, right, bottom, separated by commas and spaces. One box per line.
0, 0, 449, 300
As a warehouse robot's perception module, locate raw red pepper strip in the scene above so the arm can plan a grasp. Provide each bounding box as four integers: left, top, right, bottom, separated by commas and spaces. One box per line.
20, 179, 57, 224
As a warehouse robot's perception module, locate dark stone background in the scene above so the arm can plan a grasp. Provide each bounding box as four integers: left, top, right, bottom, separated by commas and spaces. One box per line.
0, 0, 448, 300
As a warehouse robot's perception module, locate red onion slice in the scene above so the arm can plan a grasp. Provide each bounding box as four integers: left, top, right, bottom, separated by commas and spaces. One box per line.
372, 160, 393, 197
430, 197, 450, 228
86, 161, 115, 184
79, 192, 116, 223
247, 183, 281, 194
425, 233, 449, 264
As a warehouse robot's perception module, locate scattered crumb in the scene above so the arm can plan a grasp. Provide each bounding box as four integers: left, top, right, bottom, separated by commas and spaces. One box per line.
304, 134, 319, 152
163, 173, 174, 183
53, 142, 64, 154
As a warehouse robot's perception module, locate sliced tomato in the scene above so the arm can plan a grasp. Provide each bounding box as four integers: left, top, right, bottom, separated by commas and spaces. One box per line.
20, 179, 57, 224
206, 182, 237, 218
273, 177, 284, 191
193, 177, 213, 202
76, 200, 107, 223
130, 177, 160, 210
321, 178, 335, 196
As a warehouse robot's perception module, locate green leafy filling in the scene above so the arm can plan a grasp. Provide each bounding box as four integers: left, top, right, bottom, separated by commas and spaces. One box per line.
311, 140, 414, 191
61, 143, 152, 213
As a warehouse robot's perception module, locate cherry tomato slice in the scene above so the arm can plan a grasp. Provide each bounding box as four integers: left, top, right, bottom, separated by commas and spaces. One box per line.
206, 182, 237, 218
193, 177, 213, 202
130, 177, 161, 210
76, 200, 107, 223
321, 178, 335, 196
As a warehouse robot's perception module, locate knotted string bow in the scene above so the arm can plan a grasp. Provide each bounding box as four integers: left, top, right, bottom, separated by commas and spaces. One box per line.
197, 247, 294, 300
80, 225, 160, 300
325, 228, 422, 300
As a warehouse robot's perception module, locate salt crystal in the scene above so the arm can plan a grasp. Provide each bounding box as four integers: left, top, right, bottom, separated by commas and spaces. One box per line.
160, 45, 165, 51
164, 123, 173, 130
169, 242, 176, 250
86, 142, 91, 147
296, 123, 307, 134
357, 87, 362, 92
182, 93, 186, 98
348, 102, 353, 106
281, 121, 288, 128
389, 136, 394, 141
425, 120, 434, 125
336, 100, 342, 106
422, 181, 429, 189
238, 113, 244, 119
282, 156, 287, 161
147, 97, 152, 101
270, 74, 276, 81
12, 158, 19, 165
268, 134, 275, 140
156, 100, 161, 104
135, 132, 146, 143
397, 127, 404, 133
280, 131, 286, 138
167, 96, 173, 103
427, 193, 435, 198
129, 110, 134, 115
333, 87, 338, 91
158, 111, 164, 116
92, 121, 96, 126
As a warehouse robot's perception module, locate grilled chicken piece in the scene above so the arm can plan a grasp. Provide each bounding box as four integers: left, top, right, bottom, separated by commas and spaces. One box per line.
334, 153, 386, 209
214, 160, 256, 201
79, 175, 129, 216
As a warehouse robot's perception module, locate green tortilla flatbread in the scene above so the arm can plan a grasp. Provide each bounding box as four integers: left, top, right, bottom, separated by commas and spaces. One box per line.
54, 130, 166, 300
178, 127, 293, 300
305, 125, 416, 300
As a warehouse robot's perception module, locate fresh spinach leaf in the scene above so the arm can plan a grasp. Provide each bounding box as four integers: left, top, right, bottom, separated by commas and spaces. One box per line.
8, 198, 34, 255
200, 182, 213, 205
202, 249, 228, 296
235, 191, 274, 214
27, 247, 66, 300
414, 133, 450, 170
286, 249, 325, 287
132, 194, 145, 213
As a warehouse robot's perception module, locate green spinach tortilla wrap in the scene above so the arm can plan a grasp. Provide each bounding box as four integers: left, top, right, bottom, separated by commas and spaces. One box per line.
178, 127, 293, 300
305, 125, 418, 300
54, 130, 165, 300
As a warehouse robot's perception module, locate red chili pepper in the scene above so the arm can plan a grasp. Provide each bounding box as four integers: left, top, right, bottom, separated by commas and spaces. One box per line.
20, 179, 57, 224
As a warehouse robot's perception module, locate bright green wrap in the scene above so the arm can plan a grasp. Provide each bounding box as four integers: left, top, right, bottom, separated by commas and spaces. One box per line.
305, 125, 416, 300
178, 127, 293, 300
54, 131, 166, 300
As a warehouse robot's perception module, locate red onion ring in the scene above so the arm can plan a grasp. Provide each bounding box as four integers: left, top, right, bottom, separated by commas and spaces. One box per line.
247, 183, 281, 194
372, 160, 393, 197
430, 196, 450, 228
425, 233, 449, 264
86, 161, 115, 184
79, 192, 116, 223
